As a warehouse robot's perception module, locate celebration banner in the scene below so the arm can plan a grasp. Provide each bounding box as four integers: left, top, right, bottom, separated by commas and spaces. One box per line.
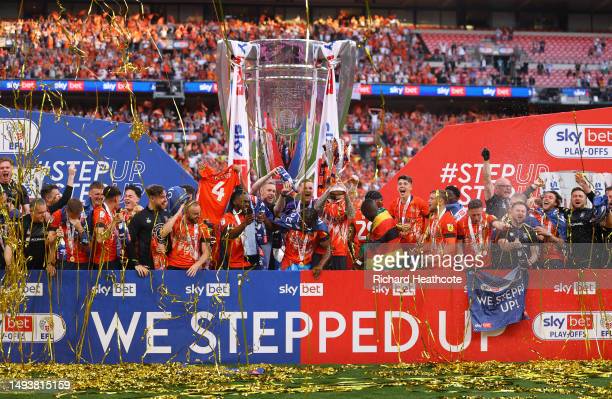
1, 270, 609, 364
0, 108, 196, 200
380, 107, 612, 206
467, 268, 529, 332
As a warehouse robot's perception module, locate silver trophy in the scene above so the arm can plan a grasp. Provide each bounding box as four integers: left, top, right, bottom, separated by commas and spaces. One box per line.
216, 39, 356, 184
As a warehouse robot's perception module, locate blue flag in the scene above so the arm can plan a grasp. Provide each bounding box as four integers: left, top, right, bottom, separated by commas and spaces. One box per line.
467, 267, 529, 332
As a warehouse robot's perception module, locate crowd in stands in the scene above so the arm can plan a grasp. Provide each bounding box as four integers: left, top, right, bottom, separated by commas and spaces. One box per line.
1, 12, 610, 87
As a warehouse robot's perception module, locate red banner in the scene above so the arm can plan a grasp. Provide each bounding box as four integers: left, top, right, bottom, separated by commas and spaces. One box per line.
299, 270, 610, 364
380, 107, 612, 207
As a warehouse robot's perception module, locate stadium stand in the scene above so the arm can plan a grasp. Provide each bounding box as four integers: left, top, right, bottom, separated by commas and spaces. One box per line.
1, 13, 609, 87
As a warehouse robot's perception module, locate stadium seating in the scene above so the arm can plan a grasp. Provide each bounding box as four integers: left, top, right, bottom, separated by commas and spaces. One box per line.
0, 15, 608, 88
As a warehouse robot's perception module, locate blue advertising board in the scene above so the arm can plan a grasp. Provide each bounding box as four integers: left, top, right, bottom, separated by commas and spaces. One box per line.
3, 271, 301, 364
0, 79, 539, 98
0, 108, 196, 200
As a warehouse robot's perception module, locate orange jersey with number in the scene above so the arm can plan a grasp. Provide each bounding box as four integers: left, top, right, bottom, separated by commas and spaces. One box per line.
389, 196, 428, 243
198, 165, 240, 225
350, 210, 371, 269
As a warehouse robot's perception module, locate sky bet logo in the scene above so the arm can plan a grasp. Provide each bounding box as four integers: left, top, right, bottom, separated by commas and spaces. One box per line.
93, 283, 136, 297
544, 124, 611, 159
24, 283, 43, 297
199, 82, 214, 92
185, 283, 230, 297
553, 282, 596, 295
278, 283, 323, 296
542, 314, 593, 330
532, 311, 610, 341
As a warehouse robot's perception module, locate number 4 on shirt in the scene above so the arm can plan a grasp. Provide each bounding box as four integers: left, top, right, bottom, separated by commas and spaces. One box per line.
212, 181, 225, 202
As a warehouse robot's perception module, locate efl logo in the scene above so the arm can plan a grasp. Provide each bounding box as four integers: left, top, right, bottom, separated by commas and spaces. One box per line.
567, 314, 593, 330
600, 313, 612, 331
0, 118, 41, 154
206, 283, 230, 297
112, 283, 136, 297
68, 81, 85, 91
24, 283, 43, 297
543, 124, 611, 159
4, 315, 33, 332
1, 313, 66, 343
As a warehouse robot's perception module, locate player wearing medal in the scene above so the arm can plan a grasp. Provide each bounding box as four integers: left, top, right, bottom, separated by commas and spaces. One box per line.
424, 189, 458, 254
122, 184, 143, 224
219, 187, 257, 269
127, 185, 170, 276
496, 202, 540, 269
160, 201, 211, 276
360, 196, 400, 243
40, 164, 76, 214
532, 190, 567, 269
445, 185, 467, 221
314, 183, 354, 270
276, 208, 330, 276
92, 186, 124, 269
559, 174, 608, 268
389, 175, 428, 243
22, 199, 55, 275
275, 180, 315, 217
49, 199, 90, 269
457, 199, 506, 267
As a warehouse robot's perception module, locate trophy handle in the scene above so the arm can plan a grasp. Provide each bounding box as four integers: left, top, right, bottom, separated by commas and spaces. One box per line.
335, 40, 357, 133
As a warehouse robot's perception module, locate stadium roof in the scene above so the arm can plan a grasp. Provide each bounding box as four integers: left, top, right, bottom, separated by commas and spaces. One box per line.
163, 0, 610, 12
38, 0, 612, 12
